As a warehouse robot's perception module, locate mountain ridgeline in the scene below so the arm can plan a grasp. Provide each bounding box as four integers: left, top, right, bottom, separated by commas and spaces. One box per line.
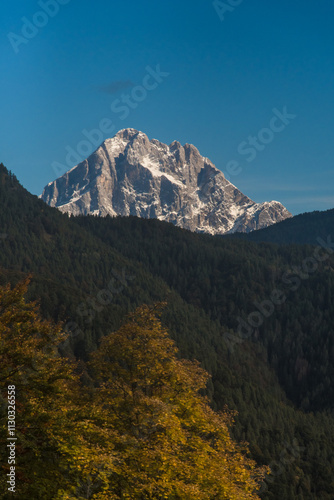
1, 163, 334, 499
231, 207, 334, 245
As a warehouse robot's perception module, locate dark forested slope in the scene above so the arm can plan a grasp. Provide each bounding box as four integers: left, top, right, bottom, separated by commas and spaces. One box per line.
231, 208, 334, 245
74, 213, 334, 413
1, 163, 334, 499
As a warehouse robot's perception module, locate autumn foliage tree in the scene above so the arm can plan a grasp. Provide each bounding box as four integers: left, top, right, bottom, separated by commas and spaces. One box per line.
0, 279, 114, 500
89, 304, 268, 499
0, 280, 268, 499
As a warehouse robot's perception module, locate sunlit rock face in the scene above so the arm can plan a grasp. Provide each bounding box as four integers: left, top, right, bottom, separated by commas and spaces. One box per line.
41, 128, 292, 234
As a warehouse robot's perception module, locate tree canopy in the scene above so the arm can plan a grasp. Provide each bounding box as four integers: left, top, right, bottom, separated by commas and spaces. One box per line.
0, 281, 267, 499
90, 303, 268, 499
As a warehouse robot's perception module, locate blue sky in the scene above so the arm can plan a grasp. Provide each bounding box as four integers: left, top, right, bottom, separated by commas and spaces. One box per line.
1, 0, 333, 215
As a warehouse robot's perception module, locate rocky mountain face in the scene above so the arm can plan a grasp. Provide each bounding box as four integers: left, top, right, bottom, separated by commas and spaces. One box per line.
41, 128, 291, 234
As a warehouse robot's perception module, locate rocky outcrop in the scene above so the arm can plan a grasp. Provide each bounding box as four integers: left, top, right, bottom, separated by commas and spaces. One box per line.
41, 128, 291, 234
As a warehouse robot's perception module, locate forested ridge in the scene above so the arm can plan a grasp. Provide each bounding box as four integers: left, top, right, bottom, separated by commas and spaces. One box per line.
1, 163, 334, 499
230, 208, 334, 245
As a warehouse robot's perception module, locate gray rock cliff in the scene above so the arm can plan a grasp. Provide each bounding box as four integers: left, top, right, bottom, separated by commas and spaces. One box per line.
41, 128, 292, 234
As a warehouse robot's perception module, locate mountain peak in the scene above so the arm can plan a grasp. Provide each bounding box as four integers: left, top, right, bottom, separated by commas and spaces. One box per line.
169, 140, 182, 151
41, 130, 291, 234
116, 128, 144, 140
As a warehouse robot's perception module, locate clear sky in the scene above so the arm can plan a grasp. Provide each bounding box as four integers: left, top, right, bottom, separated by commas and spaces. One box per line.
1, 0, 333, 215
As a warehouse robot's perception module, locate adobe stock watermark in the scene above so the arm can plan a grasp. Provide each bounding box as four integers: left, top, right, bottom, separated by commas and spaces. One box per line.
224, 107, 296, 182
7, 385, 17, 494
259, 439, 305, 494
51, 64, 169, 178
224, 235, 334, 352
213, 0, 244, 22
64, 268, 135, 341
7, 0, 71, 55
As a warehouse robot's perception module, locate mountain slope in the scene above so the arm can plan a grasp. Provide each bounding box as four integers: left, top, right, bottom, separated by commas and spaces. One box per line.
41, 128, 291, 234
74, 213, 334, 413
2, 162, 334, 498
